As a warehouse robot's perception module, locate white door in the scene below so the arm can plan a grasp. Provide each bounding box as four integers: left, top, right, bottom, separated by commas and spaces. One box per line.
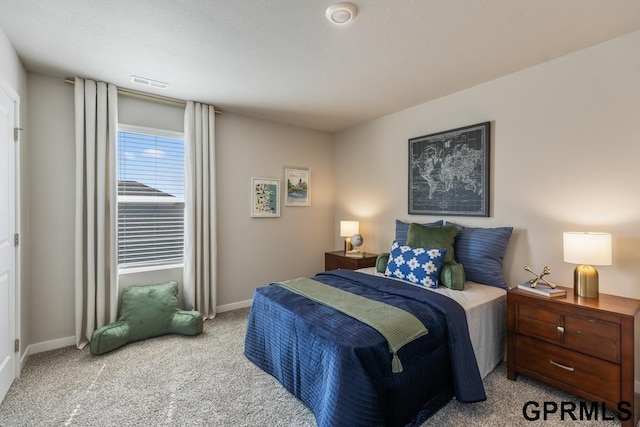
0, 83, 16, 403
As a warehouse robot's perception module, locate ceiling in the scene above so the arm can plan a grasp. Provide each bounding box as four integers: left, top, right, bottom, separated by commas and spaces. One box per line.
1, 0, 639, 133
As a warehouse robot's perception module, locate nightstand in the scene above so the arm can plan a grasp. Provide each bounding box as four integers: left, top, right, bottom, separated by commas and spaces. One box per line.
507, 287, 640, 426
324, 250, 378, 271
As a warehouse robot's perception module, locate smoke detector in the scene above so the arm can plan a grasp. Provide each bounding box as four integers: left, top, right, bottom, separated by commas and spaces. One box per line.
326, 2, 358, 24
130, 75, 169, 90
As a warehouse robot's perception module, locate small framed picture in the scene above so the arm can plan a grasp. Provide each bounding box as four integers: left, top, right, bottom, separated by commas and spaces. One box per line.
284, 167, 310, 207
251, 177, 280, 217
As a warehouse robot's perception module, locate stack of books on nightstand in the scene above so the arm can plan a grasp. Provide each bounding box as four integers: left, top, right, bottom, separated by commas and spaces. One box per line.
517, 282, 567, 297
345, 251, 366, 258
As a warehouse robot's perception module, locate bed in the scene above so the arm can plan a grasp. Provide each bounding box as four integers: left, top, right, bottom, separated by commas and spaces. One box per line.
244, 221, 511, 427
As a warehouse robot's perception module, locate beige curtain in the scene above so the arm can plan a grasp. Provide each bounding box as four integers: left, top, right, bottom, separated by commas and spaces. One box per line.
74, 77, 119, 348
183, 101, 217, 318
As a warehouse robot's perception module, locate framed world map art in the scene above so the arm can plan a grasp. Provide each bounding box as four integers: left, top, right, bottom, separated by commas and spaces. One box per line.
408, 122, 490, 217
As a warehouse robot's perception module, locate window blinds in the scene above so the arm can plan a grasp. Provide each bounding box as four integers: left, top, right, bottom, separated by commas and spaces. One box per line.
117, 130, 185, 268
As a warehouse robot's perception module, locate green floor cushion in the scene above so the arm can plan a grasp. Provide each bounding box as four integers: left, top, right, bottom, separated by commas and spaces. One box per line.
90, 281, 203, 355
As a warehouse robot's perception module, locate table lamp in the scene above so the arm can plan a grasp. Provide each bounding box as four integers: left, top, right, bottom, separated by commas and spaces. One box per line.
563, 232, 612, 298
340, 221, 359, 253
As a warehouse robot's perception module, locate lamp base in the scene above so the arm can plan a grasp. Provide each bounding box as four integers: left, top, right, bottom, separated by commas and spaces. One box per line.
574, 265, 599, 298
344, 237, 353, 253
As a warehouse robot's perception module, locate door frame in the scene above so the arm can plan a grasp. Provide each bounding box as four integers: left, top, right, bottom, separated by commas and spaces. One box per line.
0, 73, 21, 380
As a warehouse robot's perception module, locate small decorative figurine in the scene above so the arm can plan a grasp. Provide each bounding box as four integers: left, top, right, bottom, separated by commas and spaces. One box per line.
524, 265, 558, 288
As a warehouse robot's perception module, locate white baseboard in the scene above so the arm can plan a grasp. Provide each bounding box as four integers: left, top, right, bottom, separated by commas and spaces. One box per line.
217, 299, 252, 313
27, 335, 76, 355
21, 335, 76, 371
19, 349, 28, 373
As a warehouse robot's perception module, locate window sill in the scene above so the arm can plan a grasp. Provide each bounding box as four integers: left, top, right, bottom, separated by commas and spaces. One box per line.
119, 263, 184, 275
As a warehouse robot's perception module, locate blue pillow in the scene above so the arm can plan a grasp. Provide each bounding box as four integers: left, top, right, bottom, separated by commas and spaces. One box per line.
395, 219, 443, 246
449, 223, 513, 289
384, 241, 447, 288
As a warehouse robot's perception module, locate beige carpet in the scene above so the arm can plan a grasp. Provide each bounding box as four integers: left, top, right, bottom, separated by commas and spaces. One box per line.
0, 308, 629, 426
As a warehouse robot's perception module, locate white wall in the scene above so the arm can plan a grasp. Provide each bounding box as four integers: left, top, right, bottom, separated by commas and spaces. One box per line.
25, 74, 335, 348
119, 96, 184, 132
216, 112, 334, 307
0, 27, 26, 93
335, 31, 640, 300
334, 31, 640, 386
26, 74, 75, 345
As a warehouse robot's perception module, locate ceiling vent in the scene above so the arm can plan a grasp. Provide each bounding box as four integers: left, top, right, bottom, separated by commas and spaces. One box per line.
130, 75, 169, 90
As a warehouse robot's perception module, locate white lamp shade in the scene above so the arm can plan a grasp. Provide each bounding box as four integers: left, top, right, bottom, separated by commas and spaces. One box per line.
340, 221, 359, 237
563, 232, 612, 266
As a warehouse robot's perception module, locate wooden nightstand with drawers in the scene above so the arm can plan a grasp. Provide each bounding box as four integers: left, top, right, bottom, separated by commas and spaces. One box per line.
507, 287, 640, 426
324, 250, 378, 271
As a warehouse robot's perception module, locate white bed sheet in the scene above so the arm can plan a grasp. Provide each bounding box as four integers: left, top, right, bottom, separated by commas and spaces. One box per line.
357, 267, 507, 379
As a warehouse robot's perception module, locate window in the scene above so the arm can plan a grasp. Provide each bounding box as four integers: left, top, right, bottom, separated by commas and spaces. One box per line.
117, 125, 185, 268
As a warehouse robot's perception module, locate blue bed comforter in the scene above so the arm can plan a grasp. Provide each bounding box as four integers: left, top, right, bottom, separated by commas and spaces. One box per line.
244, 270, 485, 427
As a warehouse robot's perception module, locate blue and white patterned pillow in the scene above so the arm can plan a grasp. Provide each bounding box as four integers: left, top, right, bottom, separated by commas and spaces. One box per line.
384, 241, 447, 288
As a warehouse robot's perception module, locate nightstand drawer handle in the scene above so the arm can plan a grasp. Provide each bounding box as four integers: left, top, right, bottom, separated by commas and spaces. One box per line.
549, 360, 574, 372
556, 326, 564, 333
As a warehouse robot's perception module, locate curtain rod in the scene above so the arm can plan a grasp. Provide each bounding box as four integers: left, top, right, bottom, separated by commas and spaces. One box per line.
64, 77, 221, 114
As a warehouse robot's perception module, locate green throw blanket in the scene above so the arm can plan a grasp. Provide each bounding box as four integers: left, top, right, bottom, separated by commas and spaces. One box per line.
276, 277, 428, 373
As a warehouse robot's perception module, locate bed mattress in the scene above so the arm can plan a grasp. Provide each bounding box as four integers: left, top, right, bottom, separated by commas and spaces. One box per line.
357, 267, 507, 379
